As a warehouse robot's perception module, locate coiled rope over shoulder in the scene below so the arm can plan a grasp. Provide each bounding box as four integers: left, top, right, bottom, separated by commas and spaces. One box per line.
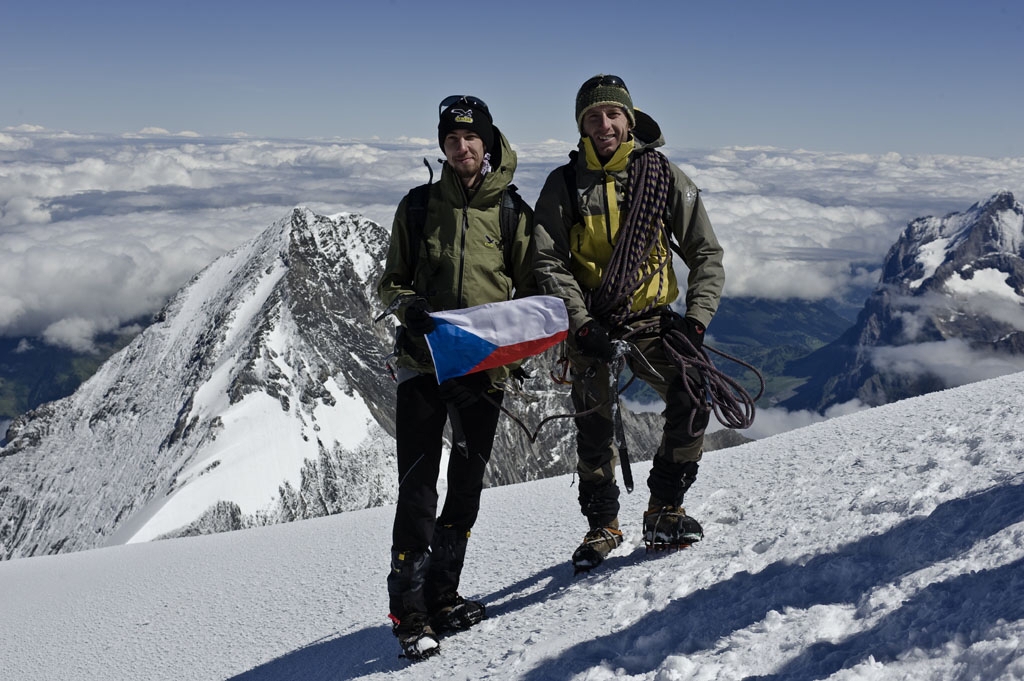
588, 148, 762, 433
585, 149, 673, 329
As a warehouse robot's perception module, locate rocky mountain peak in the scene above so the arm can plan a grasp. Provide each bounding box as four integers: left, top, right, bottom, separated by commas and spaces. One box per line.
782, 192, 1024, 413
0, 207, 398, 559
882, 191, 1023, 295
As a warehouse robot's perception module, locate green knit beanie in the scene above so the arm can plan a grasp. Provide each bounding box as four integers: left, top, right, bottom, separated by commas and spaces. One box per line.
575, 75, 635, 133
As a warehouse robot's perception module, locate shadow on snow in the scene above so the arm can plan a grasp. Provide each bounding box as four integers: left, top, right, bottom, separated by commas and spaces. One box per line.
229, 481, 1024, 680
518, 481, 1024, 681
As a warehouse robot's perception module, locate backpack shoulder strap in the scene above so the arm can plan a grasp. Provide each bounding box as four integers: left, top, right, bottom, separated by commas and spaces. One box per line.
559, 152, 582, 228
404, 182, 432, 266
499, 184, 524, 275
560, 162, 581, 227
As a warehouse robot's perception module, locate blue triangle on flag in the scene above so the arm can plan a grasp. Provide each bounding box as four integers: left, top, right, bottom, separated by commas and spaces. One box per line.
427, 319, 498, 382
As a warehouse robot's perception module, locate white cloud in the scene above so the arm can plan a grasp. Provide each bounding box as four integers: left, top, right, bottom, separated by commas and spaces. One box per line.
871, 338, 1024, 387
621, 397, 661, 413
0, 196, 51, 226
627, 396, 869, 441
0, 133, 33, 150
0, 295, 27, 329
3, 124, 47, 132
885, 288, 1024, 344
42, 316, 122, 353
716, 399, 868, 440
0, 129, 1022, 352
395, 136, 432, 146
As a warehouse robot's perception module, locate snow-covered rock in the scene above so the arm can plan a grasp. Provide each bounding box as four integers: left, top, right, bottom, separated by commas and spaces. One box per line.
784, 192, 1024, 411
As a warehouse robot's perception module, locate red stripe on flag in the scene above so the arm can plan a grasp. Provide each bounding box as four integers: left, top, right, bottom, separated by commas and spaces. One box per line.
466, 331, 568, 374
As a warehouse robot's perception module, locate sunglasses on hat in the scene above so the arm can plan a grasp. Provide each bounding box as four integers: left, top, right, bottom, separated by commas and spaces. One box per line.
579, 74, 628, 92
439, 95, 490, 116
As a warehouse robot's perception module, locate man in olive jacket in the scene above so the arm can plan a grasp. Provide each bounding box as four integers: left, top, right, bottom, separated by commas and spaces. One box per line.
531, 75, 725, 571
377, 95, 534, 660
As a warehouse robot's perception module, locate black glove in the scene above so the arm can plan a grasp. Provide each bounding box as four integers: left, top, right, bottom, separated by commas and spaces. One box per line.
403, 297, 435, 335
660, 309, 705, 353
438, 373, 491, 409
574, 320, 615, 362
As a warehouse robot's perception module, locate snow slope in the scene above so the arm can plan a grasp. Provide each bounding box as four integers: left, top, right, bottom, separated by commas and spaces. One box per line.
2, 369, 1023, 681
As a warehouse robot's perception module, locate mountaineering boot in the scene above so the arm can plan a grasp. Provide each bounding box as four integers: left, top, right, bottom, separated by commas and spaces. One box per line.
387, 549, 438, 660
643, 505, 704, 550
424, 524, 486, 632
389, 611, 440, 661
429, 592, 486, 633
571, 521, 624, 573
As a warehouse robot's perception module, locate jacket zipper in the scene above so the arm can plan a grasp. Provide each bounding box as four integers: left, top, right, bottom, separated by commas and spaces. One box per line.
456, 203, 469, 306
603, 173, 615, 244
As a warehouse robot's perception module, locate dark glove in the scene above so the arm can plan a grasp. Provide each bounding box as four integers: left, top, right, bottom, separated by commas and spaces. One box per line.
403, 297, 435, 335
438, 373, 491, 409
574, 320, 615, 362
660, 309, 705, 352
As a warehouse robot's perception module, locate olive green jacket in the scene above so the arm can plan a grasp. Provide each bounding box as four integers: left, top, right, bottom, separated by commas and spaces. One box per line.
377, 128, 536, 378
531, 111, 724, 333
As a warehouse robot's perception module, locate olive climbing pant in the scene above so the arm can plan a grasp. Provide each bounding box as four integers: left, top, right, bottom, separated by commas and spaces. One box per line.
570, 325, 708, 528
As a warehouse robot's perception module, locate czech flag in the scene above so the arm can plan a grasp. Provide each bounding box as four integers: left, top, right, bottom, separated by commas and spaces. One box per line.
425, 296, 569, 383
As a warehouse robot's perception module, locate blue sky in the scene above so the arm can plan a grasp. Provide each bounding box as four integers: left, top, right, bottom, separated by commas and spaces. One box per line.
3, 0, 1023, 156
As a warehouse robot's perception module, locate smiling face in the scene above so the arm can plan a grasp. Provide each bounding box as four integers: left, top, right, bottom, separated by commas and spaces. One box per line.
581, 104, 631, 159
443, 129, 486, 186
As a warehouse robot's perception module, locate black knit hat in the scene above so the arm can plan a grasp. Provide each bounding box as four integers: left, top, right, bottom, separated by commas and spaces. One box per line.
438, 96, 495, 152
575, 74, 635, 133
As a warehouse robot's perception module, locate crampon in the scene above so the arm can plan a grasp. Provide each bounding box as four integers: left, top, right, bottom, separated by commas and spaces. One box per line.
571, 526, 623, 574
642, 507, 703, 552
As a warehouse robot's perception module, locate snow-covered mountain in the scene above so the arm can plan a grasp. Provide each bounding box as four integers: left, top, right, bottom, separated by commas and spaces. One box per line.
784, 191, 1024, 411
0, 208, 679, 560
2, 363, 1021, 681
0, 208, 397, 557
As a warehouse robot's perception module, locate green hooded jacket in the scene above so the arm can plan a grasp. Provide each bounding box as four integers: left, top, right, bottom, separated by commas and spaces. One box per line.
377, 128, 536, 378
531, 110, 724, 334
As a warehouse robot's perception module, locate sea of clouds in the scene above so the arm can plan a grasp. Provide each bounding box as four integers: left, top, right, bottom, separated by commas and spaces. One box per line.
2, 126, 1023, 433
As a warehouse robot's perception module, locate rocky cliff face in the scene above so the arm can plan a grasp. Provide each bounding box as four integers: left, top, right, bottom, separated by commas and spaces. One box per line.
0, 207, 695, 560
783, 191, 1024, 412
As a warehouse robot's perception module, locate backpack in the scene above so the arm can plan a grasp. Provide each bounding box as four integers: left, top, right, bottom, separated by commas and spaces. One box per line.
405, 182, 524, 276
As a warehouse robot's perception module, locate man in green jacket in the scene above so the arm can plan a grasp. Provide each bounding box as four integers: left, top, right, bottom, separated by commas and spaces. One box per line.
532, 75, 725, 571
377, 95, 534, 660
